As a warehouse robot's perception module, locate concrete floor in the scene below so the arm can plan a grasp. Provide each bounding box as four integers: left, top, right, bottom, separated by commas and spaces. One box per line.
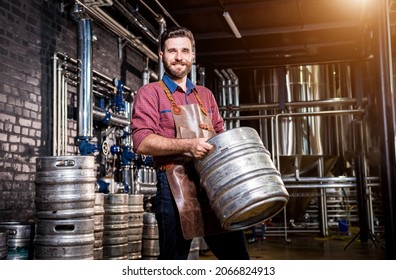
199, 228, 387, 260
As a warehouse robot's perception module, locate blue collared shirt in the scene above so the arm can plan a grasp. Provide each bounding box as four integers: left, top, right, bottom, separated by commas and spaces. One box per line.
162, 74, 195, 95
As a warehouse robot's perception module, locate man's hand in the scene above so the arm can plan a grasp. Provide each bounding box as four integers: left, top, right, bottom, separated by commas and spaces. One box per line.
189, 138, 213, 159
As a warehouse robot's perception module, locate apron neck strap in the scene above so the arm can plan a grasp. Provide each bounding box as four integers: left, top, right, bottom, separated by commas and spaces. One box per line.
159, 80, 208, 116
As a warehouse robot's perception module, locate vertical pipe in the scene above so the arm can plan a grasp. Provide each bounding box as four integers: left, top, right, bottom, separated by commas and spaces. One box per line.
280, 67, 295, 155
62, 74, 68, 155
56, 62, 63, 155
190, 63, 197, 84
122, 165, 131, 194
351, 63, 371, 239
71, 4, 93, 141
77, 16, 93, 139
221, 69, 233, 129
375, 0, 396, 259
256, 70, 266, 142
124, 100, 132, 147
227, 69, 240, 128
190, 47, 197, 84
353, 119, 369, 242
214, 69, 227, 126
157, 16, 166, 79
52, 54, 58, 156
198, 66, 206, 86
123, 97, 133, 193
142, 59, 151, 85
318, 157, 328, 236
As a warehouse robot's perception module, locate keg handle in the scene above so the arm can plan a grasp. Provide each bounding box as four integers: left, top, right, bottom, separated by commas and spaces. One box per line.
54, 225, 75, 232
8, 229, 17, 236
55, 159, 76, 168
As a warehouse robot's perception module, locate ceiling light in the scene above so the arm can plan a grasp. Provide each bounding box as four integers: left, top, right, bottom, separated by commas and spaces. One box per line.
223, 11, 242, 38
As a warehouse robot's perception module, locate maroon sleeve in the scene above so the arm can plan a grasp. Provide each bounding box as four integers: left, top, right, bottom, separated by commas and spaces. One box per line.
131, 83, 161, 152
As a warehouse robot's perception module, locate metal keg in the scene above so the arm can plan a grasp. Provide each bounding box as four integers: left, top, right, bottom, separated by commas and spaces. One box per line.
35, 156, 96, 219
0, 231, 8, 260
103, 193, 129, 260
128, 240, 142, 260
93, 193, 105, 260
128, 194, 144, 260
0, 222, 34, 260
195, 127, 289, 231
34, 218, 95, 259
142, 212, 159, 259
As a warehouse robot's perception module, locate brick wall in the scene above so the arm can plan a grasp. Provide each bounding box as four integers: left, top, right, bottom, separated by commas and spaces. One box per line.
0, 0, 147, 222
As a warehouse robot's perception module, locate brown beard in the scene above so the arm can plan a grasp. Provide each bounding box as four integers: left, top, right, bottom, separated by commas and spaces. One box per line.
163, 60, 193, 80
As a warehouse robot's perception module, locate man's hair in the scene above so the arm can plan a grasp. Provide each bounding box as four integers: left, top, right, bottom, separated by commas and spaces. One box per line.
160, 26, 195, 52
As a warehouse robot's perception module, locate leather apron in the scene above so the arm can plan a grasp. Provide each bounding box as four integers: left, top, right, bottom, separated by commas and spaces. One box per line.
159, 81, 226, 240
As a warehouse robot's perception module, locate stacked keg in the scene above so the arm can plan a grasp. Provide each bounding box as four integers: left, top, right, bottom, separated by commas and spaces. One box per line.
93, 193, 105, 259
0, 222, 34, 260
142, 212, 159, 259
34, 156, 96, 259
0, 230, 7, 260
127, 194, 144, 260
102, 193, 129, 259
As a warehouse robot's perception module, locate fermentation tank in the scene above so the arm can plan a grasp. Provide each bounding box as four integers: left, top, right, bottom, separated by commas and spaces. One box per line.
239, 64, 359, 223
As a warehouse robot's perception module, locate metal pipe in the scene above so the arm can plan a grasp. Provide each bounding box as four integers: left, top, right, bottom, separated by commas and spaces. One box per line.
123, 99, 132, 147
190, 63, 197, 85
225, 108, 365, 121
283, 177, 356, 185
78, 16, 93, 139
150, 70, 159, 81
142, 59, 151, 85
220, 69, 233, 106
220, 69, 233, 129
138, 0, 161, 19
55, 52, 135, 99
52, 54, 70, 156
57, 61, 63, 155
93, 106, 130, 127
52, 54, 58, 156
113, 0, 159, 44
71, 5, 93, 140
376, 0, 396, 259
219, 97, 368, 112
271, 115, 277, 165
122, 165, 132, 194
86, 6, 158, 62
198, 66, 206, 86
318, 157, 328, 236
227, 69, 240, 127
158, 16, 166, 78
214, 69, 226, 106
152, 0, 180, 27
353, 119, 370, 242
62, 73, 68, 155
214, 69, 228, 126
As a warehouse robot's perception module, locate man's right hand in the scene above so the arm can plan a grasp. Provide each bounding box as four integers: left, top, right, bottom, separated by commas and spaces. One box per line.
189, 138, 213, 159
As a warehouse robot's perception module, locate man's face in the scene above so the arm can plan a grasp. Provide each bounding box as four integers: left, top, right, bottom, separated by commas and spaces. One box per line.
160, 37, 195, 80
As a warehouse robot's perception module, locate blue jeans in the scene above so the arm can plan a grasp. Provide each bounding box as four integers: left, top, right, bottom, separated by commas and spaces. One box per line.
155, 170, 250, 260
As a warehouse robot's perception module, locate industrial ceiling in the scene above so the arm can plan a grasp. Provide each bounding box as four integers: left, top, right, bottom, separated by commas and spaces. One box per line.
83, 0, 378, 70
